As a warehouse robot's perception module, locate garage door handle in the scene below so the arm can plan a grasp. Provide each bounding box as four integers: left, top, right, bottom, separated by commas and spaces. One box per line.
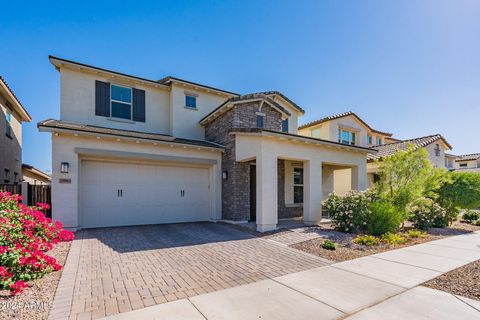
180, 190, 185, 197
120, 189, 123, 197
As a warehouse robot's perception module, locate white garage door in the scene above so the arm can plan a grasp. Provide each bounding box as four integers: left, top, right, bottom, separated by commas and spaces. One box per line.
81, 160, 211, 228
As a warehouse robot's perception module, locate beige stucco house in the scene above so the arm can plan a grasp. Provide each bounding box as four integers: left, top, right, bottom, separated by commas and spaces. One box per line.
0, 76, 32, 184
446, 153, 480, 173
39, 56, 376, 232
22, 163, 51, 185
366, 134, 453, 186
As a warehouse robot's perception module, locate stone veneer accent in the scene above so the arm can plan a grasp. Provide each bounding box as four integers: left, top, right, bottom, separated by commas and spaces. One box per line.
205, 101, 302, 221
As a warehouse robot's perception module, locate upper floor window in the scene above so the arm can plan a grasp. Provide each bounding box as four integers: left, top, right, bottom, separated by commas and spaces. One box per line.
185, 94, 197, 109
338, 128, 356, 145
377, 137, 382, 145
311, 128, 321, 138
111, 85, 132, 120
282, 119, 289, 133
434, 144, 441, 157
5, 111, 12, 138
4, 169, 9, 183
459, 163, 467, 168
256, 115, 264, 128
367, 135, 372, 144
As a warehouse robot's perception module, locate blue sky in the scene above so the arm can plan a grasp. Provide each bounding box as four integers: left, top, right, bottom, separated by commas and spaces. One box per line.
1, 0, 479, 173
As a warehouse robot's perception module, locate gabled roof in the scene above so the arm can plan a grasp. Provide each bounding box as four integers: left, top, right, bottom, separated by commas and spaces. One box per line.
298, 111, 392, 137
455, 153, 480, 162
22, 163, 51, 181
0, 76, 31, 122
253, 91, 305, 114
37, 119, 224, 150
49, 56, 170, 89
367, 134, 452, 161
158, 76, 239, 96
199, 93, 291, 125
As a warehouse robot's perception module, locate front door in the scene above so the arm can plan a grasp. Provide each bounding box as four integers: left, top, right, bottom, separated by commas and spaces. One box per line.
249, 165, 256, 222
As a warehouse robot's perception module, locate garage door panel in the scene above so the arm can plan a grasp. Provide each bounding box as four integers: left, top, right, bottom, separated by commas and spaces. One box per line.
81, 161, 211, 228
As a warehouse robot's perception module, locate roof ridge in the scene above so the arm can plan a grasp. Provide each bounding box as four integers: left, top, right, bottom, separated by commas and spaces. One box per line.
373, 134, 442, 148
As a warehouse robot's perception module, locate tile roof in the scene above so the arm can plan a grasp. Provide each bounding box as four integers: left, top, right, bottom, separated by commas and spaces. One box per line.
455, 153, 480, 162
231, 128, 376, 153
0, 76, 31, 121
252, 91, 305, 114
298, 111, 392, 136
37, 119, 224, 149
367, 134, 452, 161
158, 76, 239, 96
199, 93, 291, 125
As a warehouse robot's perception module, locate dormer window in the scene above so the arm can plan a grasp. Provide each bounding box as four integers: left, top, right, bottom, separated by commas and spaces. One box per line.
338, 128, 356, 145
111, 85, 132, 120
185, 94, 197, 109
377, 137, 382, 145
367, 135, 372, 144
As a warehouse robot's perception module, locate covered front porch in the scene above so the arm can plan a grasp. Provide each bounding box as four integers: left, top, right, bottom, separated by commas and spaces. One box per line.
234, 130, 374, 232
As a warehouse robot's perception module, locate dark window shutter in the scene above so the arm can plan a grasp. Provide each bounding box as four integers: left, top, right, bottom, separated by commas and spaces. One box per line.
132, 88, 146, 122
95, 81, 110, 117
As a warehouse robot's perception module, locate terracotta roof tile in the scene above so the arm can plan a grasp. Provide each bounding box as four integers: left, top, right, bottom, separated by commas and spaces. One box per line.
367, 134, 452, 161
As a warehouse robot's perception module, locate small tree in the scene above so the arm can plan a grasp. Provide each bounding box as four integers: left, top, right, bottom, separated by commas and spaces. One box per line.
435, 172, 480, 224
375, 145, 434, 222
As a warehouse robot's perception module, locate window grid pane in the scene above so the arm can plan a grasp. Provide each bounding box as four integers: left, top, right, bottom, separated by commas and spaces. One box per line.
111, 85, 132, 103
111, 102, 131, 120
256, 115, 264, 128
185, 95, 197, 109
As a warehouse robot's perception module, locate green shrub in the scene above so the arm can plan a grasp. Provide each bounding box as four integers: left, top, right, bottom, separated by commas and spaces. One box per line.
381, 232, 406, 245
366, 201, 402, 235
322, 240, 336, 250
406, 229, 427, 238
322, 190, 373, 233
407, 197, 448, 230
353, 235, 380, 246
474, 220, 480, 226
462, 210, 480, 223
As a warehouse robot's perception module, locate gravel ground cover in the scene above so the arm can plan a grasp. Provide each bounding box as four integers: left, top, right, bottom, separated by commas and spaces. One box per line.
290, 221, 479, 262
424, 260, 480, 301
0, 241, 71, 320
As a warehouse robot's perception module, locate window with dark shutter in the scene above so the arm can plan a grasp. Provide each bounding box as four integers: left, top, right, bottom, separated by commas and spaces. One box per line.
95, 81, 110, 117
132, 88, 146, 122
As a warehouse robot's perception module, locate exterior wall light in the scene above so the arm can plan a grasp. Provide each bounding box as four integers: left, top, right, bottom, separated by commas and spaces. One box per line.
61, 162, 69, 173
222, 171, 228, 180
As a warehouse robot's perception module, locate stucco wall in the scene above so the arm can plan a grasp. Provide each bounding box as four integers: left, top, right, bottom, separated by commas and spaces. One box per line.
51, 133, 222, 228
0, 93, 22, 183
425, 142, 447, 168
298, 115, 389, 147
170, 84, 230, 140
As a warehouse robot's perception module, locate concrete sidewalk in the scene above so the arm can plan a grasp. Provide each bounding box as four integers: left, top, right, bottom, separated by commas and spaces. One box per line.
102, 232, 480, 320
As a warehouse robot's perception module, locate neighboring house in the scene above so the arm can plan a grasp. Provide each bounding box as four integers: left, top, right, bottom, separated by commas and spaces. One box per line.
447, 153, 480, 173
297, 111, 392, 195
0, 76, 32, 184
22, 163, 51, 185
39, 56, 375, 231
366, 134, 453, 186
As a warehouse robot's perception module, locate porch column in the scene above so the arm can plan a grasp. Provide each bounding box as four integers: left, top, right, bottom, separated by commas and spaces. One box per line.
304, 158, 322, 225
351, 164, 367, 191
256, 152, 278, 232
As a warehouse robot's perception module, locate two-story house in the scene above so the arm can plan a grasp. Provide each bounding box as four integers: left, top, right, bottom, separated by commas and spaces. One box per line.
446, 153, 480, 172
297, 112, 454, 187
39, 56, 375, 232
0, 76, 32, 184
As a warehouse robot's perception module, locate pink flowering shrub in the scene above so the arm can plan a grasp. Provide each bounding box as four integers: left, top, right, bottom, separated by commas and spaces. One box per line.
0, 191, 74, 295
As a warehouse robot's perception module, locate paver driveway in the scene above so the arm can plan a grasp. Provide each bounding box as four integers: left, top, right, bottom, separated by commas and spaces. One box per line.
49, 222, 330, 320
